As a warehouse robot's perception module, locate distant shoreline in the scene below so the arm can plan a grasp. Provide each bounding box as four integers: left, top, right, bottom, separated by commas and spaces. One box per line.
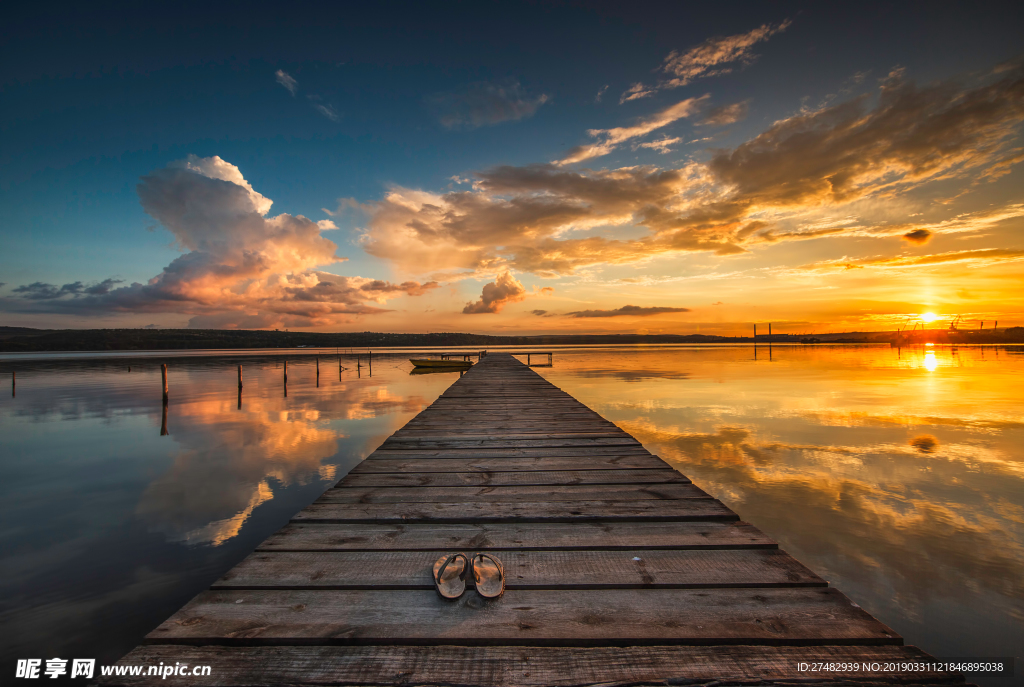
1, 326, 1022, 352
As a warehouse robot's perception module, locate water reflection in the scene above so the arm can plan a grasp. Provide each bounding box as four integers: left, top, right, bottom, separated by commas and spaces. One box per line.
2, 345, 1022, 684
537, 345, 1024, 686
0, 354, 453, 667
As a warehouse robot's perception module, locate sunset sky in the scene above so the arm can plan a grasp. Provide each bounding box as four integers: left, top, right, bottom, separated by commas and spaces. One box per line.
2, 2, 1022, 335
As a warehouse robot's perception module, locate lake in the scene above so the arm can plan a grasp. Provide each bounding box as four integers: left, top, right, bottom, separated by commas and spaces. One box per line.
1, 345, 1021, 685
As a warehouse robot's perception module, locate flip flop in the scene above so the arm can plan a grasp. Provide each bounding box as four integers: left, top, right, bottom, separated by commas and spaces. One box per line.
432, 553, 469, 599
471, 553, 505, 598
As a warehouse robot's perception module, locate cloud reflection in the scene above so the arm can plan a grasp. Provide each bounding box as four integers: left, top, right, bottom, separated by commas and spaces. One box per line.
135, 372, 431, 546
541, 346, 1024, 613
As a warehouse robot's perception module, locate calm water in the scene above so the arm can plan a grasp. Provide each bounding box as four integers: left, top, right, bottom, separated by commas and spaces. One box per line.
1, 345, 1021, 684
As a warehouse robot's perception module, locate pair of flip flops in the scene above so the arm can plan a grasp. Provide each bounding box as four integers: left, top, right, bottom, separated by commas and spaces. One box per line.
433, 552, 504, 599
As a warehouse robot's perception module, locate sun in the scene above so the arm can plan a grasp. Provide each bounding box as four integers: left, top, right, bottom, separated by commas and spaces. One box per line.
921, 312, 939, 323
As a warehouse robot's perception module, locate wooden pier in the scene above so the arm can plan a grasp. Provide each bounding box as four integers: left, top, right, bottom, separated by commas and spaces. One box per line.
103, 353, 961, 686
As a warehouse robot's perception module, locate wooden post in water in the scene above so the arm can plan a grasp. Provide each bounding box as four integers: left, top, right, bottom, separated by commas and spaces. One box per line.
238, 365, 243, 390
161, 364, 168, 402
11, 371, 14, 397
753, 323, 757, 345
160, 401, 168, 436
527, 353, 531, 366
284, 360, 288, 383
316, 357, 320, 387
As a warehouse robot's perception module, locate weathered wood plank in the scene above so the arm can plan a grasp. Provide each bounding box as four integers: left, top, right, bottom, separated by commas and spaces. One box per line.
145, 588, 900, 645
321, 483, 709, 503
391, 431, 633, 440
407, 412, 603, 416
98, 644, 960, 687
293, 499, 737, 524
366, 446, 653, 459
403, 414, 612, 422
213, 549, 825, 589
379, 437, 641, 449
258, 521, 776, 552
338, 469, 688, 487
350, 455, 673, 473
394, 427, 624, 437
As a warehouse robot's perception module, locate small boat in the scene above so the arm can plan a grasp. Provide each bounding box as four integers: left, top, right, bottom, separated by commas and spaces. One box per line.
410, 358, 473, 368
409, 366, 467, 375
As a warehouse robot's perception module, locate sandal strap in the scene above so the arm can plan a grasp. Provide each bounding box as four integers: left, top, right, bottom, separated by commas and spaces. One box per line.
435, 553, 468, 584
472, 552, 504, 575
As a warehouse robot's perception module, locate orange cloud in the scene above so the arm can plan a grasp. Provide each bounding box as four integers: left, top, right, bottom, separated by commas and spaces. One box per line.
462, 270, 527, 314
557, 96, 708, 164
698, 101, 750, 126
621, 20, 792, 103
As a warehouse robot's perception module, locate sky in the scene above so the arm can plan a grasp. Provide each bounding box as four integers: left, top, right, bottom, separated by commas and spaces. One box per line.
1, 1, 1023, 335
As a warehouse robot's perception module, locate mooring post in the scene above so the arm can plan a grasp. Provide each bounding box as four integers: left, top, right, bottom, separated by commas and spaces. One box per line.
754, 323, 757, 345
549, 352, 552, 366
527, 353, 531, 366
11, 371, 15, 397
161, 364, 168, 402
316, 357, 320, 386
284, 360, 288, 383
160, 401, 168, 436
238, 365, 243, 390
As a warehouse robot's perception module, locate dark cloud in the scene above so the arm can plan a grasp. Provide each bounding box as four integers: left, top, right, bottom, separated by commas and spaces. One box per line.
428, 80, 548, 129
462, 271, 527, 314
902, 229, 933, 245
531, 309, 551, 316
910, 435, 940, 454
284, 274, 438, 305
566, 305, 691, 318
13, 282, 65, 299
12, 278, 123, 300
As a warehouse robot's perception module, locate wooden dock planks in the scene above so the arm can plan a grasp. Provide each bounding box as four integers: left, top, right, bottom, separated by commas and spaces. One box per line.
102, 353, 964, 686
